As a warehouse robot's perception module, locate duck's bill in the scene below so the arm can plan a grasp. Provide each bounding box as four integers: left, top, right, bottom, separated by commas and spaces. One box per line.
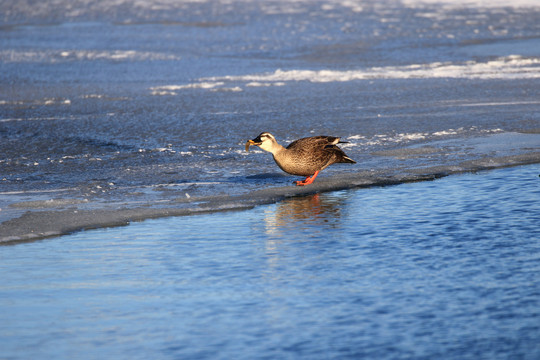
245, 139, 261, 152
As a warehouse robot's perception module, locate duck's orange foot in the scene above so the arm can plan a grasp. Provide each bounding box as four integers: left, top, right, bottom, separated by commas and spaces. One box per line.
294, 171, 319, 186
294, 179, 312, 186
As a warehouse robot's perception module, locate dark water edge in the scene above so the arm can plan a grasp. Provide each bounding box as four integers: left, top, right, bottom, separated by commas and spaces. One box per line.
2, 132, 539, 244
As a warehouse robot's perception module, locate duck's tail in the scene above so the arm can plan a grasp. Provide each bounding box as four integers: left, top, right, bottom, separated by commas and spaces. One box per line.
340, 155, 356, 164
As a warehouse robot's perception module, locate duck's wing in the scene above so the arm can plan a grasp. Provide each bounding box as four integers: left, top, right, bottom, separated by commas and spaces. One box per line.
325, 144, 356, 164
286, 135, 355, 167
286, 136, 341, 150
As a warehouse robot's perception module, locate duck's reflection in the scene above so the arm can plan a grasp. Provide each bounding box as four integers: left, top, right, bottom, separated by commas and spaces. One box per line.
257, 191, 350, 290
262, 192, 347, 237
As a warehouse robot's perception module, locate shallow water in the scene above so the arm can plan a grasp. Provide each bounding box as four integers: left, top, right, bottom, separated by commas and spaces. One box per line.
1, 165, 539, 359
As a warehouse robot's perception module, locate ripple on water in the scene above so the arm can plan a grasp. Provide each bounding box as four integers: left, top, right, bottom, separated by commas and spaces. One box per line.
1, 165, 539, 360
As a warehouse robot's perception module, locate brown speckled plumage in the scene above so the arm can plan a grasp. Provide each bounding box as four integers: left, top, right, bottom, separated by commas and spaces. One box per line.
245, 132, 356, 185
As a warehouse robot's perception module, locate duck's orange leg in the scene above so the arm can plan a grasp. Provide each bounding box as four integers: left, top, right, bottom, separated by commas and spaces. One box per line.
294, 171, 320, 186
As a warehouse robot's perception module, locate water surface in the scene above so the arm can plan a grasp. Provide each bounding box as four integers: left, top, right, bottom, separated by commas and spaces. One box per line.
1, 165, 539, 359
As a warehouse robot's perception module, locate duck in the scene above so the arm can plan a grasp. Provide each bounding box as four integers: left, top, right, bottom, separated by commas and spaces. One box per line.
245, 132, 356, 186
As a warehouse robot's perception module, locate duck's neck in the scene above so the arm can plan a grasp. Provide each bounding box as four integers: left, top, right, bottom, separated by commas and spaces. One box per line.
261, 140, 286, 155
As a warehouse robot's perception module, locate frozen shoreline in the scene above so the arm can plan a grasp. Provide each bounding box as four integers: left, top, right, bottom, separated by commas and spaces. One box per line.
2, 0, 539, 244
2, 132, 539, 244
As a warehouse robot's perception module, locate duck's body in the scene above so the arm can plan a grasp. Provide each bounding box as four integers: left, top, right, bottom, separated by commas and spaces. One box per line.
245, 132, 356, 186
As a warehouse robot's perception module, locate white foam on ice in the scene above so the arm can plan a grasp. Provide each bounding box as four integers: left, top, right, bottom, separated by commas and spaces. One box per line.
246, 82, 286, 87
0, 49, 179, 63
346, 127, 504, 147
208, 56, 540, 82
156, 56, 540, 94
150, 82, 225, 95
400, 0, 540, 7
252, 0, 539, 15
2, 0, 538, 23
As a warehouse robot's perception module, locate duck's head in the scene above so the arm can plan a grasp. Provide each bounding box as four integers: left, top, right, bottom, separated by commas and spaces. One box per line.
245, 132, 277, 153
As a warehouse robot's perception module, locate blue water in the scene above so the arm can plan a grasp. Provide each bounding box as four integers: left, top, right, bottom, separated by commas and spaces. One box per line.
1, 165, 539, 359
2, 0, 540, 208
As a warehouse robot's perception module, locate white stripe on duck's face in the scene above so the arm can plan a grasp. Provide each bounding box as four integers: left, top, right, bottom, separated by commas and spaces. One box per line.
256, 132, 274, 141
255, 132, 277, 153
